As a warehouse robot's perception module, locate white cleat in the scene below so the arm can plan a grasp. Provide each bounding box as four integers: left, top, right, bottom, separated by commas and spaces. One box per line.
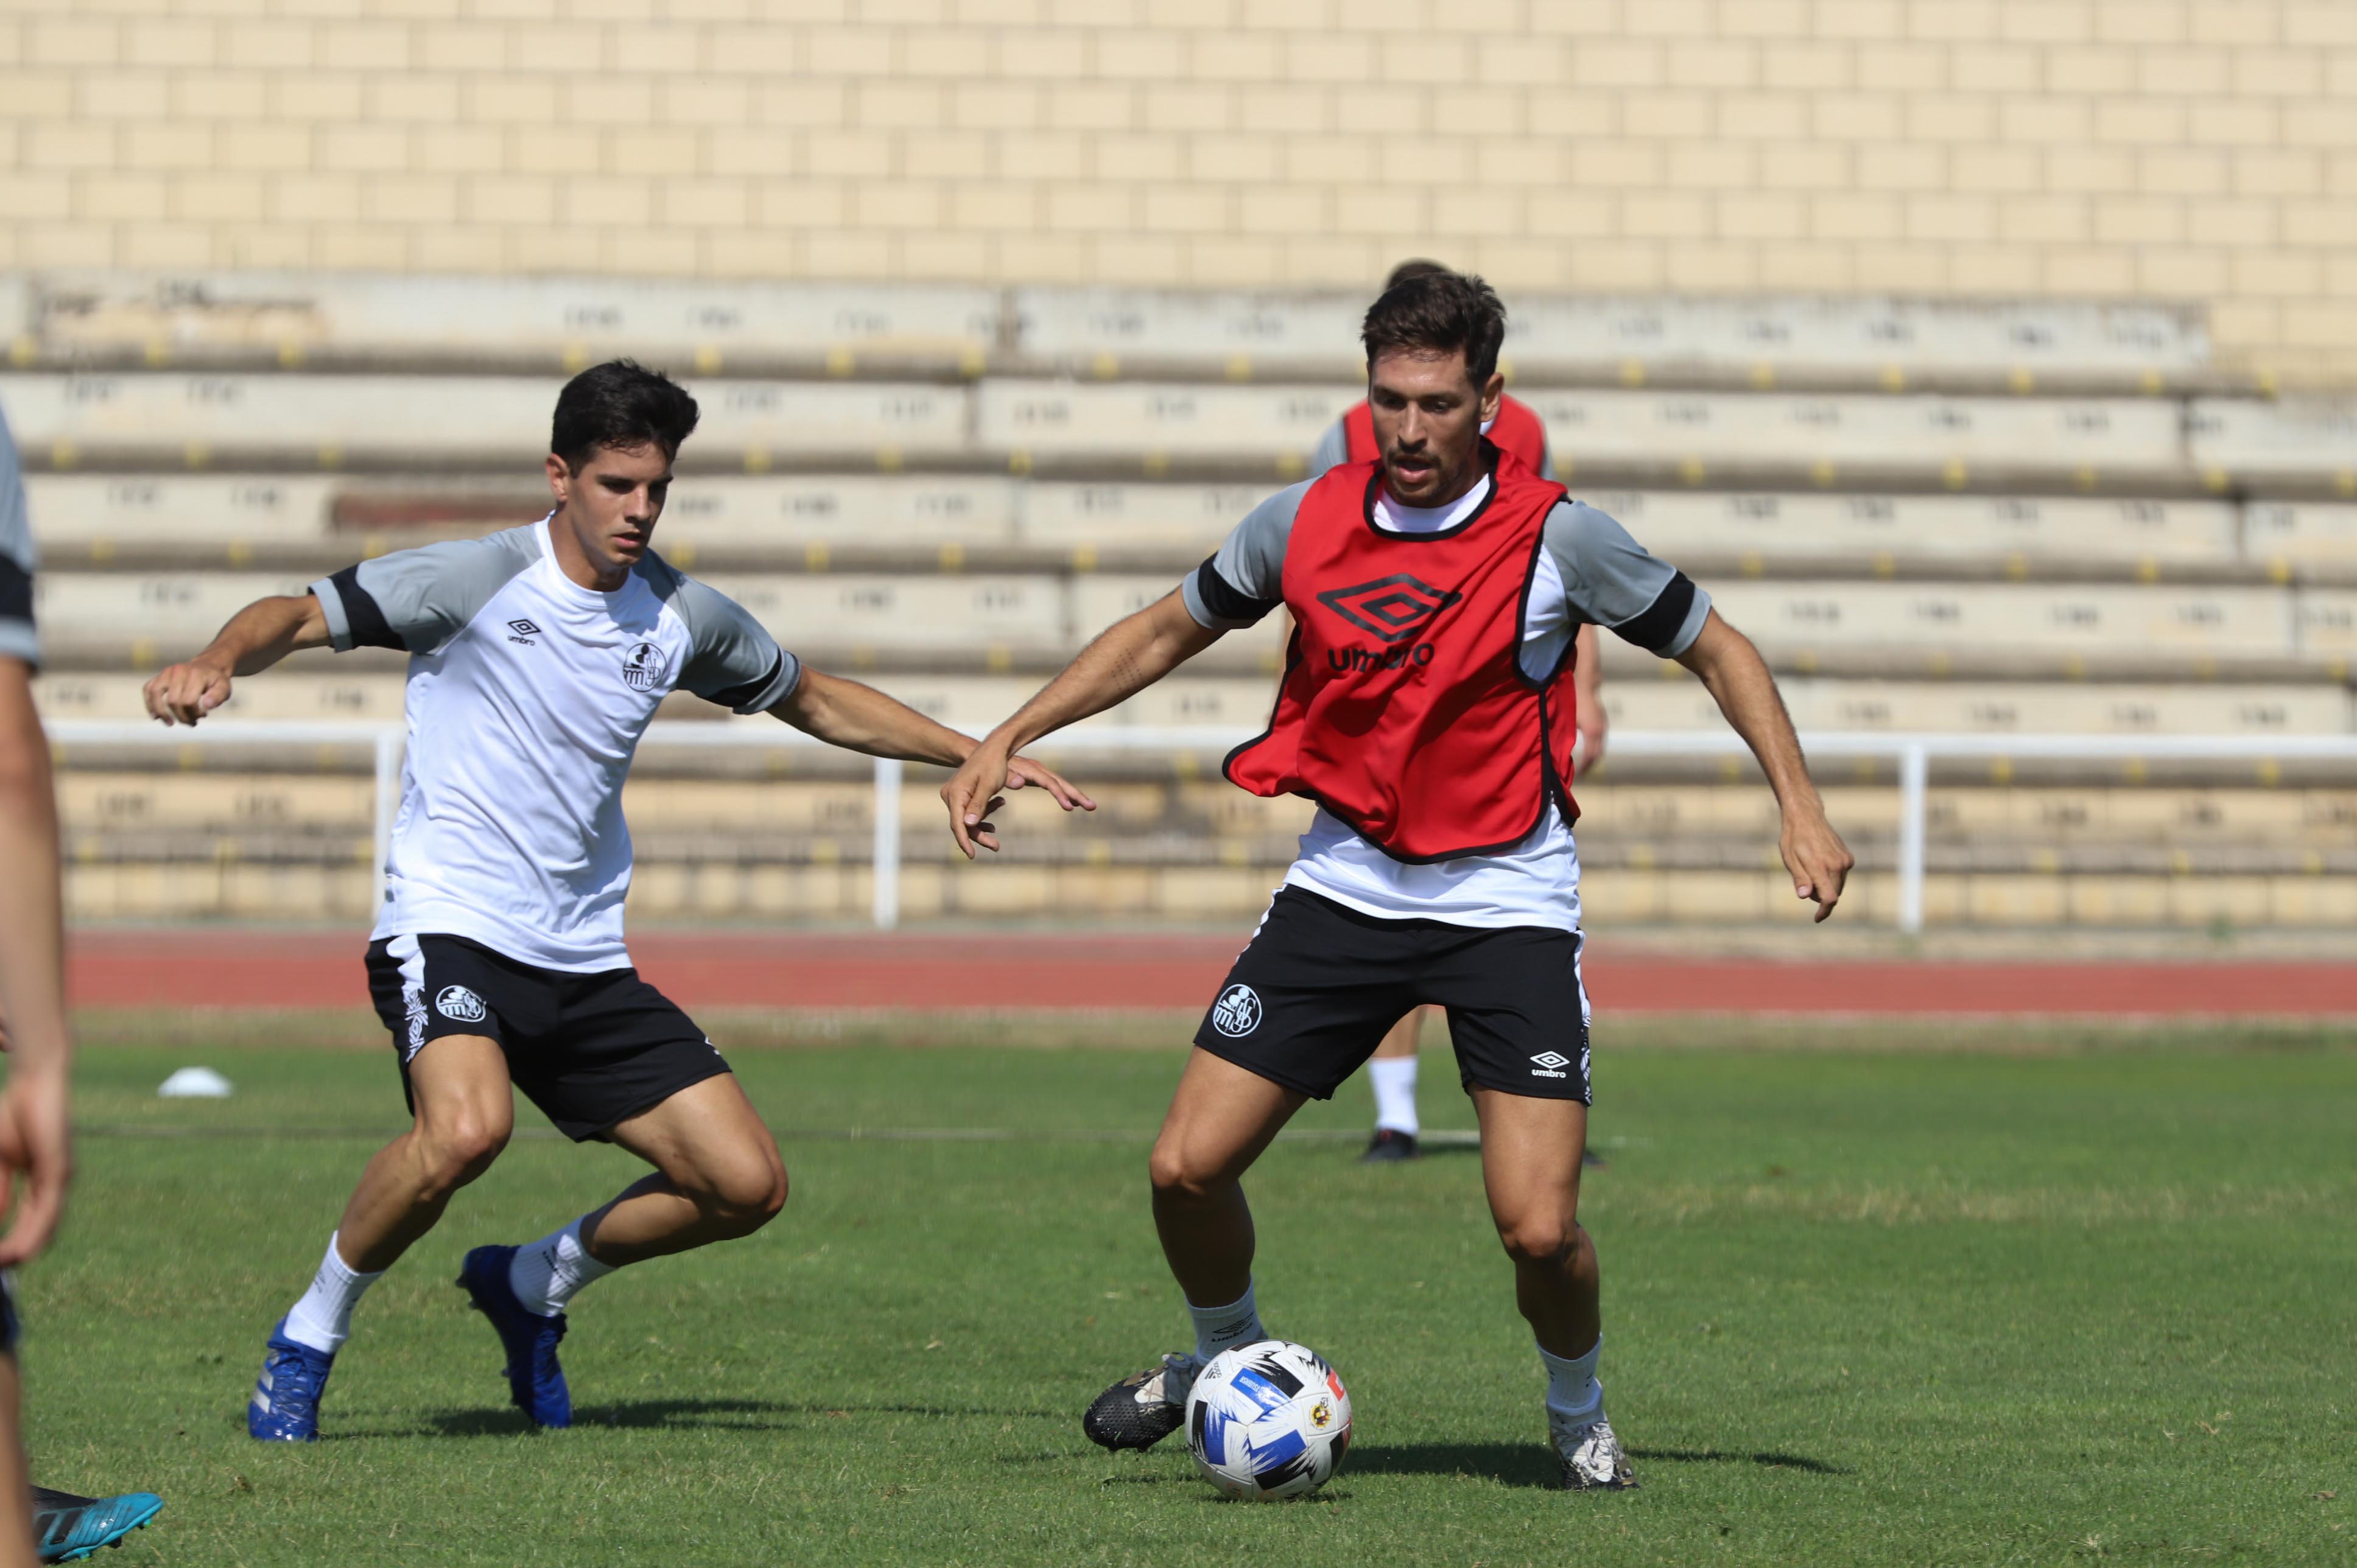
1553, 1414, 1639, 1491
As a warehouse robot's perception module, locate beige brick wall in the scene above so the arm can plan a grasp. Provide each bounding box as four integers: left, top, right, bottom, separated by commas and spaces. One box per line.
2, 1, 2353, 380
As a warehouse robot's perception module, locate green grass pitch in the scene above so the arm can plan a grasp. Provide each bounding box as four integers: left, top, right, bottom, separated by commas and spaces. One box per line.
19, 1018, 2356, 1565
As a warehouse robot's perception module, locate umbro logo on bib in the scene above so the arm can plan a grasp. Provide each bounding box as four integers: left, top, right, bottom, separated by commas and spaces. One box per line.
1316, 575, 1462, 645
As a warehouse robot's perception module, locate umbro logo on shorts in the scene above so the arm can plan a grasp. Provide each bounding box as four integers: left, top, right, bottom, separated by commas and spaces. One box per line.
1211, 984, 1263, 1038
1529, 1051, 1572, 1080
436, 985, 488, 1023
1316, 575, 1463, 645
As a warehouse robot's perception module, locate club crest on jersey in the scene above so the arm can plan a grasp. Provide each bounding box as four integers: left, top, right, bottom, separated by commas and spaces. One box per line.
620, 640, 669, 691
1316, 575, 1462, 645
1210, 984, 1262, 1038
436, 985, 488, 1023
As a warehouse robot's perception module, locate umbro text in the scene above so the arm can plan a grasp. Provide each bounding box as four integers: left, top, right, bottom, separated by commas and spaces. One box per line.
1328, 643, 1436, 673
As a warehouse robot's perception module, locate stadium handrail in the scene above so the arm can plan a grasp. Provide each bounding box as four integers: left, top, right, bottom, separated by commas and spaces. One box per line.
43, 721, 2357, 937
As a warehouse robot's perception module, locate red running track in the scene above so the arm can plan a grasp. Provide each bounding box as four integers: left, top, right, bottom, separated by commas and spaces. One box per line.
64, 930, 2357, 1017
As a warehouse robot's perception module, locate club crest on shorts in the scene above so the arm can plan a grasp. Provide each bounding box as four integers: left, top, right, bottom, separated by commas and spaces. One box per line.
1211, 984, 1263, 1038
1529, 1050, 1571, 1079
435, 984, 488, 1023
620, 640, 668, 691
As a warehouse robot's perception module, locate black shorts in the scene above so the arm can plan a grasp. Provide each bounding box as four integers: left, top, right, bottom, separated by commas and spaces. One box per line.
365, 934, 730, 1143
1193, 887, 1592, 1104
0, 1272, 18, 1356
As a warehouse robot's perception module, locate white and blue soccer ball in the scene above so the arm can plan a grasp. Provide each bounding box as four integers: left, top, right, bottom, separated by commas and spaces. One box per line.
1184, 1340, 1353, 1500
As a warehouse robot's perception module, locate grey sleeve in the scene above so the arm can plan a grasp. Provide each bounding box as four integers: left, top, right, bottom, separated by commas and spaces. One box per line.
1179, 481, 1308, 631
0, 405, 35, 668
309, 526, 538, 656
1307, 418, 1350, 479
666, 574, 802, 713
1542, 500, 1712, 657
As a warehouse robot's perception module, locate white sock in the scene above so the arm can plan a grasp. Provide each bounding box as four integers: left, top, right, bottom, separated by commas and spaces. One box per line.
1369, 1055, 1421, 1135
507, 1217, 617, 1318
1539, 1335, 1604, 1435
1186, 1281, 1268, 1363
281, 1233, 384, 1354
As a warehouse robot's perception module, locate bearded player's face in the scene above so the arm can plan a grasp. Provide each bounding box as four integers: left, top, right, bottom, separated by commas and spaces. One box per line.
1366, 349, 1505, 508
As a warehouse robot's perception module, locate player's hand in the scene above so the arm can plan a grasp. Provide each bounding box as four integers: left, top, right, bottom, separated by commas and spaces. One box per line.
0, 1068, 71, 1268
1781, 807, 1853, 922
142, 658, 233, 727
941, 738, 1015, 860
1002, 756, 1095, 816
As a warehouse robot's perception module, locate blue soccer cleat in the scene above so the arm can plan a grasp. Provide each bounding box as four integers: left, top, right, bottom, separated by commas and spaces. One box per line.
457, 1244, 571, 1429
247, 1318, 335, 1441
32, 1486, 164, 1563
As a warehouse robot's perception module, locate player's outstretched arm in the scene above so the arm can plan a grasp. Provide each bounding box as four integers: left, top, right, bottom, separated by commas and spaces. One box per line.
770, 668, 1094, 851
141, 592, 331, 726
0, 659, 71, 1267
942, 590, 1223, 860
1676, 609, 1853, 921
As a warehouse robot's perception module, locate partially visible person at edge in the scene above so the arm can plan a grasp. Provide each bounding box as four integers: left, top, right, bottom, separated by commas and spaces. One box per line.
1312, 259, 1607, 1167
0, 403, 166, 1562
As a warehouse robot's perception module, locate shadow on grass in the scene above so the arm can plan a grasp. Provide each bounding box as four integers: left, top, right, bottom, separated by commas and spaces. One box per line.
1629, 1446, 1850, 1475
328, 1398, 1062, 1439
1344, 1441, 1848, 1488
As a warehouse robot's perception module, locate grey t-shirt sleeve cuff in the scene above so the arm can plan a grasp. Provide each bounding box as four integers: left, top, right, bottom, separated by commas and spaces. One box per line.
309, 576, 356, 653
1182, 558, 1280, 631
1659, 581, 1711, 657
0, 619, 37, 668
730, 648, 802, 713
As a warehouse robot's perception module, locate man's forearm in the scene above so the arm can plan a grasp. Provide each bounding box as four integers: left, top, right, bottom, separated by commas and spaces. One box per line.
0, 668, 68, 1079
206, 595, 325, 676
776, 671, 977, 767
1681, 621, 1823, 817
991, 598, 1218, 752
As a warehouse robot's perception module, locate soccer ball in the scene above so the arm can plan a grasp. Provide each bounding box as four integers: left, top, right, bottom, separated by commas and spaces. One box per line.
1183, 1340, 1352, 1500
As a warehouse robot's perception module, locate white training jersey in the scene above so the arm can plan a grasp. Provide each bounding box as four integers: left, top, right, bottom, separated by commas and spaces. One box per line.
1182, 475, 1711, 933
311, 516, 799, 971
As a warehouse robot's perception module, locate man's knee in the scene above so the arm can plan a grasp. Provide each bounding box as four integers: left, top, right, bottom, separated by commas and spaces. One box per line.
694, 1145, 788, 1237
1496, 1213, 1582, 1270
413, 1108, 511, 1194
1148, 1137, 1234, 1203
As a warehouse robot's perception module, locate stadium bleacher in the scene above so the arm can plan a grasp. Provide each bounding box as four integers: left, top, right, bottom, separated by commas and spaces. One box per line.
18, 271, 2357, 928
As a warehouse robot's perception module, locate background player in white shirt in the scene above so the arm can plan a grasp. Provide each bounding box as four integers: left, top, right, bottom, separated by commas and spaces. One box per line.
143, 363, 1087, 1441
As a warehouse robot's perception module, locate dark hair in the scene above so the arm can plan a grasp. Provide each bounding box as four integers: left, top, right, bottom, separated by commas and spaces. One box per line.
550, 359, 700, 472
1383, 257, 1454, 292
1361, 271, 1507, 388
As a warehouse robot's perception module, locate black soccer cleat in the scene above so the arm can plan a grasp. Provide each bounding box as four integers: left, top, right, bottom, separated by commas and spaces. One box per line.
1081, 1353, 1202, 1451
1360, 1129, 1419, 1163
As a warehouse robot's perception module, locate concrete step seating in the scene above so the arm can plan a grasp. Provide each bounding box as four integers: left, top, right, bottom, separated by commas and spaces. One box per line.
13, 273, 2211, 391
55, 770, 2357, 928
27, 478, 2357, 595
33, 669, 2357, 740
0, 369, 2348, 492
41, 572, 2351, 672
62, 858, 2356, 929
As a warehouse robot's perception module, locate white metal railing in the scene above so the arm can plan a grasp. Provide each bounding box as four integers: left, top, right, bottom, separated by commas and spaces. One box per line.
44, 720, 2357, 935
